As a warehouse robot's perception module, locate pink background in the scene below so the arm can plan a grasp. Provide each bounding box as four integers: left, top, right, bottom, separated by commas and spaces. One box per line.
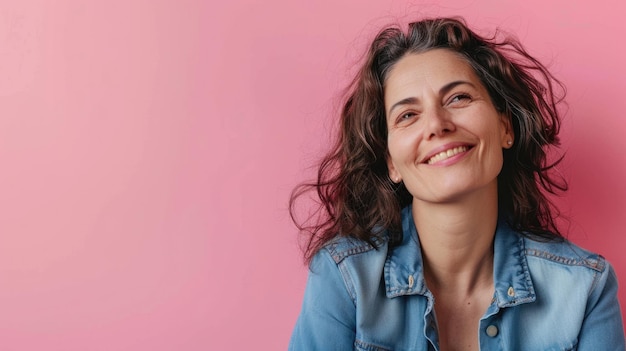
0, 0, 624, 349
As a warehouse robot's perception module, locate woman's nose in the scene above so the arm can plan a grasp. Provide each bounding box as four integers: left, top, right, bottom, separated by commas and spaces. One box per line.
423, 105, 455, 139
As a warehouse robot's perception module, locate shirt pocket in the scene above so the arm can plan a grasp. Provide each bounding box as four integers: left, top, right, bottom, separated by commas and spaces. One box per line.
354, 339, 394, 351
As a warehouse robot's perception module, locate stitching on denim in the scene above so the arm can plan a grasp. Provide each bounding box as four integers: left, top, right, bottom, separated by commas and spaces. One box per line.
524, 248, 605, 272
337, 260, 358, 304
327, 236, 387, 264
586, 263, 606, 299
518, 237, 536, 297
354, 338, 393, 351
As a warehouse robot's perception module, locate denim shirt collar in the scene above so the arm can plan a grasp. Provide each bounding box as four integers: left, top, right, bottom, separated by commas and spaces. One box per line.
384, 206, 536, 308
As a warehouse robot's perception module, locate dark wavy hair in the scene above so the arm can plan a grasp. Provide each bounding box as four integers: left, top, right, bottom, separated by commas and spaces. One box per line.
290, 17, 567, 264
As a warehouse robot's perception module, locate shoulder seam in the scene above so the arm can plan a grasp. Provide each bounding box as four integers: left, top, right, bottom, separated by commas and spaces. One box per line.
325, 236, 387, 264
524, 247, 606, 273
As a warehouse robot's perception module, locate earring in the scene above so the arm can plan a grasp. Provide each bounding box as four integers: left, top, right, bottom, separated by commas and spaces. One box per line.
507, 140, 513, 146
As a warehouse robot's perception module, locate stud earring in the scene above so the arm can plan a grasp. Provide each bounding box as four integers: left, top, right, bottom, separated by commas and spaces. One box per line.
507, 140, 513, 145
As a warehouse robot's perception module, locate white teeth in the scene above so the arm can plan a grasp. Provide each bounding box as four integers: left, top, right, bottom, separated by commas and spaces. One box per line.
427, 146, 468, 164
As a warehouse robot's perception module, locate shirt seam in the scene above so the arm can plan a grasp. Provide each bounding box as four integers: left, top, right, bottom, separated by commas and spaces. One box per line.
524, 247, 605, 272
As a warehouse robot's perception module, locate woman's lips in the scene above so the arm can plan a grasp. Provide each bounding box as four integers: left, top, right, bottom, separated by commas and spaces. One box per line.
426, 146, 468, 164
422, 144, 474, 164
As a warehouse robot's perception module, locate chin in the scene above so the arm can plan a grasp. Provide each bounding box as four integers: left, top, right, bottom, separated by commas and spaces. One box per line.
409, 179, 499, 205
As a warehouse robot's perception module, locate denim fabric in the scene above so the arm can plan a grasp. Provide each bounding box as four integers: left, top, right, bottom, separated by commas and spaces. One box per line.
289, 206, 625, 350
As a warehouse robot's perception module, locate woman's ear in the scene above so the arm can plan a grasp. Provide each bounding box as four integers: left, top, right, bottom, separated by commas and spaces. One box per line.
387, 157, 401, 183
500, 114, 514, 149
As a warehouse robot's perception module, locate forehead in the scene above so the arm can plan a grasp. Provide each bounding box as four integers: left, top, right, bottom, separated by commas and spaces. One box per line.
384, 49, 481, 98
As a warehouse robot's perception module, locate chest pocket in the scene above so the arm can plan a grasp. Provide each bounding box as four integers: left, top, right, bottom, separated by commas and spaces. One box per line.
355, 339, 437, 351
354, 339, 393, 351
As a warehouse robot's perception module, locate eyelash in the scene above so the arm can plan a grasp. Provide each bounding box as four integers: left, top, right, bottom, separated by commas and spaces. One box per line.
393, 93, 473, 124
449, 93, 472, 104
400, 111, 417, 120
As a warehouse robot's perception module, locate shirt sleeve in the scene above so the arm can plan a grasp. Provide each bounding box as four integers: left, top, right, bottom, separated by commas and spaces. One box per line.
288, 249, 357, 351
577, 261, 625, 350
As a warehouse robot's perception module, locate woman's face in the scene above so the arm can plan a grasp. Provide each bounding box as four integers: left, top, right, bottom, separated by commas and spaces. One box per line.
384, 49, 513, 205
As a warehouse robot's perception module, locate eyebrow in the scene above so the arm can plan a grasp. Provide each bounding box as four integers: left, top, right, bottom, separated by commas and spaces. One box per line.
387, 80, 476, 116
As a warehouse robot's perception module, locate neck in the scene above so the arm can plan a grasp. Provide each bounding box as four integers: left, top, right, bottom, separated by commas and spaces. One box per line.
412, 182, 498, 296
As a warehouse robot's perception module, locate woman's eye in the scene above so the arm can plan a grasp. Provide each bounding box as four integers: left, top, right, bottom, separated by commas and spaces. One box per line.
449, 94, 471, 104
391, 111, 419, 126
398, 111, 417, 122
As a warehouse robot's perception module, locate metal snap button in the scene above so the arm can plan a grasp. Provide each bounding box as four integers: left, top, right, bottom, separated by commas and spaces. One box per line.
486, 325, 498, 337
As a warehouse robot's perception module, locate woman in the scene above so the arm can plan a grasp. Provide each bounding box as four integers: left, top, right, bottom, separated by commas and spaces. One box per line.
289, 17, 625, 350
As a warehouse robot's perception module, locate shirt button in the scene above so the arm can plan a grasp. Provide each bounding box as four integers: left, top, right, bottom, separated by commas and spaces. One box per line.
408, 274, 414, 288
507, 286, 515, 297
486, 325, 498, 337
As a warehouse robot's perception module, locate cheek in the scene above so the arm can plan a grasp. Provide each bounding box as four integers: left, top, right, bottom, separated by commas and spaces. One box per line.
387, 142, 409, 173
386, 133, 400, 161
484, 140, 505, 174
387, 130, 420, 165
387, 137, 400, 159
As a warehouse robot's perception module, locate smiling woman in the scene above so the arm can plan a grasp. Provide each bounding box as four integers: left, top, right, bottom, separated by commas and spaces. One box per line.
288, 17, 625, 350
385, 50, 513, 205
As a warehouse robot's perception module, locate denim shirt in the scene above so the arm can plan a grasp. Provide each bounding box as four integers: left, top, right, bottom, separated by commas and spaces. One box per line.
289, 206, 625, 350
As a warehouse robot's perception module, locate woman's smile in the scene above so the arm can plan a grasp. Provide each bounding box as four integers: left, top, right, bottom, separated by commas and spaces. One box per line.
423, 143, 473, 165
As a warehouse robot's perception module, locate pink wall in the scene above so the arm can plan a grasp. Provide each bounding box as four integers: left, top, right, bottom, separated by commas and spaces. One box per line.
0, 0, 623, 349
